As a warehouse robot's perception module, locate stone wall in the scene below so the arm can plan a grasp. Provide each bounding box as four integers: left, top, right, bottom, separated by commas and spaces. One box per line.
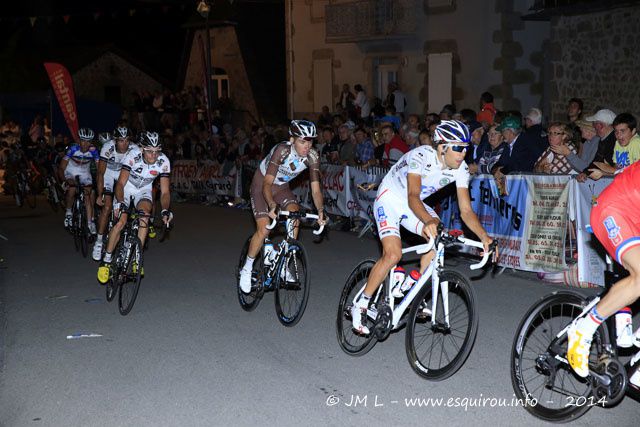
549, 6, 640, 121
73, 52, 163, 107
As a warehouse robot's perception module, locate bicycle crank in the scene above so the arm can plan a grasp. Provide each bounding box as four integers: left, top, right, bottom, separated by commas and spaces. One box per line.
374, 304, 393, 340
591, 357, 627, 408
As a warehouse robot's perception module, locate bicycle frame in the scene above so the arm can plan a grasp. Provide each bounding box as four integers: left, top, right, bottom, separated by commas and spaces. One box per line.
353, 233, 491, 330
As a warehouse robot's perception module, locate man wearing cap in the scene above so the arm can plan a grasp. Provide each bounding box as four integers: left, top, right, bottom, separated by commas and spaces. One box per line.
551, 119, 599, 173
586, 109, 617, 167
491, 116, 541, 176
589, 113, 640, 179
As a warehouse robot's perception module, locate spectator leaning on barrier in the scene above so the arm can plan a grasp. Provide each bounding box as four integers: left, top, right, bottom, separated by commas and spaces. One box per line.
586, 108, 617, 168
492, 116, 540, 176
589, 112, 640, 179
465, 121, 486, 174
552, 119, 599, 173
477, 91, 496, 126
523, 107, 549, 157
533, 122, 577, 174
354, 127, 375, 166
477, 123, 507, 174
338, 124, 356, 166
380, 124, 409, 167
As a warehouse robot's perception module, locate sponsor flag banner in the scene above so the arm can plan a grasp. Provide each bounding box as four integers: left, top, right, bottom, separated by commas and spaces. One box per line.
44, 62, 80, 141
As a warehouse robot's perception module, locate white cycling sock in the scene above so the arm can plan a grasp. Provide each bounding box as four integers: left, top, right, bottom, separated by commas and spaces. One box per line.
103, 252, 112, 263
576, 308, 603, 339
96, 234, 103, 242
356, 291, 371, 307
65, 209, 72, 216
243, 256, 255, 272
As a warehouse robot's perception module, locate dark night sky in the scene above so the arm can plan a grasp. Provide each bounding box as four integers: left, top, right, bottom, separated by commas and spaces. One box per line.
0, 0, 285, 97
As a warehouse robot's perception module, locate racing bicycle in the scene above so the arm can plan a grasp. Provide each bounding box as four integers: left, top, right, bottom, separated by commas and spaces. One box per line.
337, 226, 496, 380
511, 250, 640, 422
68, 176, 91, 257
236, 210, 324, 327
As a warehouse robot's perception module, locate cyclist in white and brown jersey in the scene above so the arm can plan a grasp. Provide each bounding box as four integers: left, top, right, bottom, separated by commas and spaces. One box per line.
239, 120, 327, 293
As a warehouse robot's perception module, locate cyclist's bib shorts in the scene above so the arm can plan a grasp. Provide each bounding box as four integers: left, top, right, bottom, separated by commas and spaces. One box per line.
250, 169, 298, 219
103, 169, 119, 194
122, 182, 153, 209
373, 186, 438, 239
64, 167, 93, 186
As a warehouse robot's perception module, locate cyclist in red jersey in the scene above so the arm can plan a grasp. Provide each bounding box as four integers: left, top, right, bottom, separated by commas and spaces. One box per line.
568, 160, 640, 378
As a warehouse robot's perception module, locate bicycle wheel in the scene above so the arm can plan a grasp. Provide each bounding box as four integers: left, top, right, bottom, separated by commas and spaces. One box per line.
336, 259, 379, 356
119, 237, 143, 315
236, 237, 264, 312
510, 291, 612, 423
47, 181, 59, 212
79, 203, 89, 258
274, 239, 310, 327
72, 201, 81, 251
405, 269, 478, 381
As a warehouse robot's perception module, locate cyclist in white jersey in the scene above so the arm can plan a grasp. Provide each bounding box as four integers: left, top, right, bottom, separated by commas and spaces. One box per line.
238, 120, 327, 293
58, 127, 99, 232
97, 131, 173, 284
351, 120, 497, 335
92, 127, 134, 261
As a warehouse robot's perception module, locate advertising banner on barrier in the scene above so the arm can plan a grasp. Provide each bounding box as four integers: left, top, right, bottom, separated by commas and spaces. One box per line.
440, 174, 570, 272
573, 178, 613, 287
349, 167, 383, 221
171, 160, 238, 196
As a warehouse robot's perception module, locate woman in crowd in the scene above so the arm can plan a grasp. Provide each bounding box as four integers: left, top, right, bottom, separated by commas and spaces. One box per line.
533, 122, 577, 174
550, 119, 599, 173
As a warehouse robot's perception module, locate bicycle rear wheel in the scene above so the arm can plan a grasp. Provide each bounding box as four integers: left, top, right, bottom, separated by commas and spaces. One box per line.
79, 203, 89, 258
72, 201, 81, 252
510, 291, 609, 423
236, 237, 264, 311
118, 237, 143, 315
274, 239, 309, 327
405, 269, 478, 381
336, 259, 379, 356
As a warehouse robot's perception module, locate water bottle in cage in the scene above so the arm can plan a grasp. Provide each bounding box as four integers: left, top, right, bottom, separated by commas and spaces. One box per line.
615, 307, 634, 348
391, 266, 406, 298
263, 239, 275, 266
393, 269, 420, 298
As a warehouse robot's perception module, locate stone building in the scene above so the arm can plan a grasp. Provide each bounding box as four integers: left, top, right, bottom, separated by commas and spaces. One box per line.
182, 23, 261, 127
286, 0, 550, 119
72, 48, 166, 108
534, 3, 640, 120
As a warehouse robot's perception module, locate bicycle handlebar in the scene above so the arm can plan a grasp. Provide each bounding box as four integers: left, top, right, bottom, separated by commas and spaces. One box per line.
266, 210, 325, 235
401, 232, 496, 270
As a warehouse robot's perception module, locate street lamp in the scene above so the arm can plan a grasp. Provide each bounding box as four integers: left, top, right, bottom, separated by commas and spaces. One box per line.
197, 0, 213, 134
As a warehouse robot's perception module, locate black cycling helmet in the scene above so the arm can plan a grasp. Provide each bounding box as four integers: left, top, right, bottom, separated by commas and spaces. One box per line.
78, 128, 94, 141
98, 132, 113, 144
140, 131, 161, 148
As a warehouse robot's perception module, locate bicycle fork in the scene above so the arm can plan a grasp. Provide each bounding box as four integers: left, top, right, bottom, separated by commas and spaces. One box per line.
429, 244, 450, 329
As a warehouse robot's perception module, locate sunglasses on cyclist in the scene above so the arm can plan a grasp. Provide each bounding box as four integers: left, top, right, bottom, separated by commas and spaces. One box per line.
143, 148, 162, 154
443, 144, 468, 153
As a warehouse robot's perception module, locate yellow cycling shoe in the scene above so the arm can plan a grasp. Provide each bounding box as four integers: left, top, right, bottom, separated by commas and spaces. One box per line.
132, 262, 144, 276
148, 225, 156, 239
567, 322, 592, 378
97, 264, 111, 284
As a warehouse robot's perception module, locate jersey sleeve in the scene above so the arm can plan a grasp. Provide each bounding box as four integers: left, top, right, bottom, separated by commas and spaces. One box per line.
405, 147, 428, 175
264, 144, 289, 178
63, 145, 76, 160
99, 143, 111, 162
121, 149, 137, 172
90, 146, 99, 161
159, 155, 171, 178
306, 149, 321, 183
455, 161, 471, 188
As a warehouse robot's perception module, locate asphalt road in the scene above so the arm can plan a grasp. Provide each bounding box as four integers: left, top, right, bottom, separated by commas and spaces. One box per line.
0, 196, 637, 426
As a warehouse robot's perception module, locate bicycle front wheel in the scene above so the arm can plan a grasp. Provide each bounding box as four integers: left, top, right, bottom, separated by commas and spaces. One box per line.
236, 237, 264, 312
405, 269, 478, 381
79, 203, 89, 258
118, 237, 144, 315
336, 259, 379, 356
510, 291, 608, 423
274, 239, 309, 327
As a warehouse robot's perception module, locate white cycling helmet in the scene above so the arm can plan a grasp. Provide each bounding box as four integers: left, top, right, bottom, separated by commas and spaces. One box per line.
433, 120, 471, 144
140, 131, 161, 148
78, 128, 94, 141
98, 132, 113, 144
289, 119, 317, 139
